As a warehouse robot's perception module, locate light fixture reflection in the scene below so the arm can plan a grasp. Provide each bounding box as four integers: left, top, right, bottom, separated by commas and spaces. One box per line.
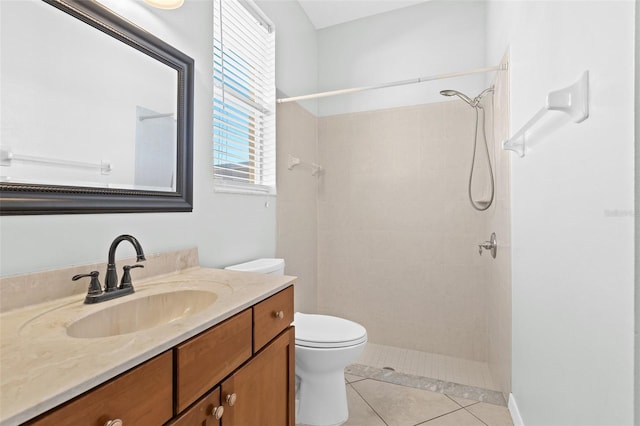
143, 0, 184, 9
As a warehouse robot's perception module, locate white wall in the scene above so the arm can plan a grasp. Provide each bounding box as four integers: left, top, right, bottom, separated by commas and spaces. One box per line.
316, 0, 487, 116
486, 1, 636, 424
635, 2, 639, 422
0, 0, 278, 276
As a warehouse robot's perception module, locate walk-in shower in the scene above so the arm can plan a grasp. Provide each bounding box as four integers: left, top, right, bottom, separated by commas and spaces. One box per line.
440, 87, 495, 211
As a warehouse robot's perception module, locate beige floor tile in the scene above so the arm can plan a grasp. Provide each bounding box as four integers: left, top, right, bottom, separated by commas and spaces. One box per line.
446, 395, 479, 408
352, 379, 460, 426
419, 408, 485, 426
343, 385, 386, 426
466, 402, 514, 426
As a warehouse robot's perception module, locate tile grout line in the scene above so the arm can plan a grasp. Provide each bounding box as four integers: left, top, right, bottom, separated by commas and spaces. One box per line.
412, 407, 467, 426
463, 405, 490, 426
348, 381, 390, 426
444, 393, 481, 410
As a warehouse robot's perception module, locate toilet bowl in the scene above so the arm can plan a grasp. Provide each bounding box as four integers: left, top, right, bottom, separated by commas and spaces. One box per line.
225, 258, 368, 426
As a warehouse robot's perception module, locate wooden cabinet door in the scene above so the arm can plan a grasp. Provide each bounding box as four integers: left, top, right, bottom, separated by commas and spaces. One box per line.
168, 387, 222, 426
26, 351, 173, 426
221, 327, 294, 426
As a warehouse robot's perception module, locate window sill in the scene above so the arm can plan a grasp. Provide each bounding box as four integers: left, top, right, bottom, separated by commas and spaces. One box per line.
213, 181, 276, 196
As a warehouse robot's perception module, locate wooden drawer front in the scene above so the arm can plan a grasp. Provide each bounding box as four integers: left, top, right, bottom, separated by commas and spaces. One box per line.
175, 309, 252, 414
168, 387, 221, 426
253, 286, 294, 352
27, 351, 172, 426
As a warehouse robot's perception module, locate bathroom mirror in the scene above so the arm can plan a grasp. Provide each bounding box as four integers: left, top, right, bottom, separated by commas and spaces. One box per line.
0, 0, 194, 214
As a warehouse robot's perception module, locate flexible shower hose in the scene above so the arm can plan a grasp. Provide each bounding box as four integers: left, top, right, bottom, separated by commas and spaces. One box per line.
468, 105, 495, 211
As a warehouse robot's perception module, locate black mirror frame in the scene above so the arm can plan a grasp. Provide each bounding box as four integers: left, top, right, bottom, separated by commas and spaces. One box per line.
0, 0, 194, 215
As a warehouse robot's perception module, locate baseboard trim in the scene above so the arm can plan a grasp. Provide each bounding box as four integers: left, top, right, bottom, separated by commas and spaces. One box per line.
509, 393, 525, 426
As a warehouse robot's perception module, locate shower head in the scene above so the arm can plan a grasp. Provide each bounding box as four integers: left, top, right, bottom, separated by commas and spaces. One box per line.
440, 86, 494, 108
439, 89, 474, 106
475, 86, 494, 101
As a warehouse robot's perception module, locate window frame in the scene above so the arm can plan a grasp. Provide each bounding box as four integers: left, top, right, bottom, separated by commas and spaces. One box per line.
213, 0, 276, 196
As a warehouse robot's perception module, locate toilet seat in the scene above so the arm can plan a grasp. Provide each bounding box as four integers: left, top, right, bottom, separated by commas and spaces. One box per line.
294, 312, 367, 349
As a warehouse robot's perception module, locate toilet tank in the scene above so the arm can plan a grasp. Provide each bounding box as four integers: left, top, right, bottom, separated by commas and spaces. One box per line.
225, 258, 285, 275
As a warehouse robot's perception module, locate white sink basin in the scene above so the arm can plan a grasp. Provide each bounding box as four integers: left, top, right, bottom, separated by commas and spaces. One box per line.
66, 289, 218, 338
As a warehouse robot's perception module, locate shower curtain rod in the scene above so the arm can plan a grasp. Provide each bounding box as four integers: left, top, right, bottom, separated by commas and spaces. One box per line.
276, 64, 505, 104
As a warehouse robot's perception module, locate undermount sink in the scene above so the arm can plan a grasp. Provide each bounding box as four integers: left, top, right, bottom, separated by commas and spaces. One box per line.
66, 289, 218, 338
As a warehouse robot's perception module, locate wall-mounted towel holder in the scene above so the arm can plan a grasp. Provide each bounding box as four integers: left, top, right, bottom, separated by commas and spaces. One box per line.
503, 71, 589, 157
287, 154, 322, 176
0, 148, 112, 174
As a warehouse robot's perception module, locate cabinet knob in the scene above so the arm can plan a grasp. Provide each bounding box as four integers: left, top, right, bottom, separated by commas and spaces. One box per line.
104, 420, 123, 426
273, 310, 284, 319
212, 405, 224, 420
225, 393, 237, 407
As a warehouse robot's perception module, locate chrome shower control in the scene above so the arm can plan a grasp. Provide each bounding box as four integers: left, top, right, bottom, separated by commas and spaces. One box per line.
478, 232, 497, 258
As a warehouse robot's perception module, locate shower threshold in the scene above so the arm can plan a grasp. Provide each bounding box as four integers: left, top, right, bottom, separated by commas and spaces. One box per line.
353, 343, 498, 391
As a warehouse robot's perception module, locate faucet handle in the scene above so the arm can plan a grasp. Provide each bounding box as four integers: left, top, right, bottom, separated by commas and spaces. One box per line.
120, 264, 144, 289
72, 271, 103, 296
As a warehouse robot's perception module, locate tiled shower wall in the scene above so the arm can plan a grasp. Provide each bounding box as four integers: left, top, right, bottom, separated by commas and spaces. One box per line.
483, 54, 512, 394
277, 90, 511, 394
276, 101, 319, 313
316, 101, 489, 362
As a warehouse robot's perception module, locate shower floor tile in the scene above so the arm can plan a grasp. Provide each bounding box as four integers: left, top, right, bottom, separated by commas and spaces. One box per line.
355, 342, 497, 390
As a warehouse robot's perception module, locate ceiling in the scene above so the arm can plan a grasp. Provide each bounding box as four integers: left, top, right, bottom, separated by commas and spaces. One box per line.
297, 0, 430, 29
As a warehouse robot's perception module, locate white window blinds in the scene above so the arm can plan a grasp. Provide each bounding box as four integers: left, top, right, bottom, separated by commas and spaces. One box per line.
213, 0, 276, 194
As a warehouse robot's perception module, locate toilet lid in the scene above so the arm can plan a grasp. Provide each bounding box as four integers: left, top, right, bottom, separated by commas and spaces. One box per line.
294, 312, 367, 348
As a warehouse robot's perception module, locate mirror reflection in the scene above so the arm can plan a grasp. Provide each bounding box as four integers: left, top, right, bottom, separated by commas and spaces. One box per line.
1, 0, 178, 192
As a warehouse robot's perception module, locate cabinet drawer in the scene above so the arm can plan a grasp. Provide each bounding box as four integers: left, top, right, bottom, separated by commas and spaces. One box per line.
253, 286, 293, 352
168, 387, 221, 426
175, 309, 252, 414
27, 351, 172, 426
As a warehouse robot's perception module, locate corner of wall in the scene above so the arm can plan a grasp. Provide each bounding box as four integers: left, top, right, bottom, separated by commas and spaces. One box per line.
634, 1, 639, 423
508, 393, 525, 426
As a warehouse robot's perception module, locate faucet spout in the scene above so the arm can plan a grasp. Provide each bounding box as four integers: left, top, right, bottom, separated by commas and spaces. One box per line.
105, 235, 146, 291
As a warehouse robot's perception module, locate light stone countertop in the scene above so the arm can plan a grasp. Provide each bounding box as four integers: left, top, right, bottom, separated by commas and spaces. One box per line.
0, 267, 296, 426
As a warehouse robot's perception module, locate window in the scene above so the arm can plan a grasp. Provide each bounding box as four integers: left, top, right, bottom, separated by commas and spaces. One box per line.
213, 0, 276, 194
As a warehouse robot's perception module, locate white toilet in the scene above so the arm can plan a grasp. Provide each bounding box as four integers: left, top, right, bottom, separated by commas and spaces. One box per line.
225, 258, 367, 426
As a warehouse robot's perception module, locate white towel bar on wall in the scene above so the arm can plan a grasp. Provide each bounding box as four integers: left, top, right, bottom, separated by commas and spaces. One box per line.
0, 149, 112, 174
503, 71, 589, 157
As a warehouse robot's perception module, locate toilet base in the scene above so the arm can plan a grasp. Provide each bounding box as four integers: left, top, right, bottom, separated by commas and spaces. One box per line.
296, 370, 348, 426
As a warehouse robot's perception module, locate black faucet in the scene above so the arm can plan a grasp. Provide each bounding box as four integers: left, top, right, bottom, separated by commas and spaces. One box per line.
104, 234, 146, 292
72, 234, 146, 304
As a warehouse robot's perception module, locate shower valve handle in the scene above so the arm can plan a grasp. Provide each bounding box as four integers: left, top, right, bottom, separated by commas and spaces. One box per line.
478, 233, 497, 258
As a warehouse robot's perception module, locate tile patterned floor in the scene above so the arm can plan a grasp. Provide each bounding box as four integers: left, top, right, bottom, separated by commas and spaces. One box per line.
296, 343, 514, 426
340, 374, 513, 426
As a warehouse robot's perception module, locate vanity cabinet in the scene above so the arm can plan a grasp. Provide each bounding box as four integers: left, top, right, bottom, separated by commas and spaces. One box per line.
26, 351, 173, 426
23, 286, 294, 426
